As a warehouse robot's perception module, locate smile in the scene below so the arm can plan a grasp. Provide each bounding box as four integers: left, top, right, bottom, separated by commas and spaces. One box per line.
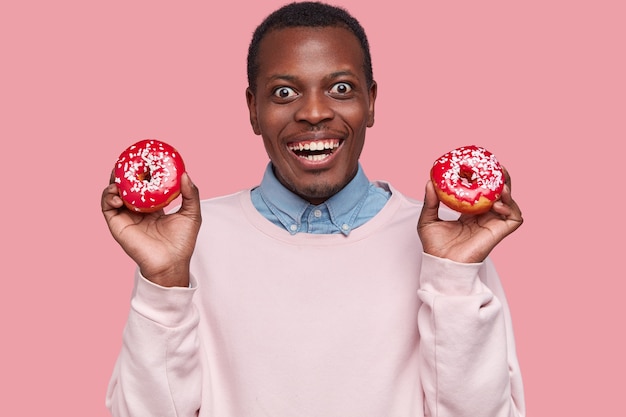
288, 139, 341, 161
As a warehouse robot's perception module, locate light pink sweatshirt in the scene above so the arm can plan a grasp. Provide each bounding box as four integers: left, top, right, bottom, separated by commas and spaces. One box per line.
106, 183, 525, 417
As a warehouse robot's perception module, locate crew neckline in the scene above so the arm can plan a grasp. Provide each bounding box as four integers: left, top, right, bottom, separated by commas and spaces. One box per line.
239, 181, 405, 246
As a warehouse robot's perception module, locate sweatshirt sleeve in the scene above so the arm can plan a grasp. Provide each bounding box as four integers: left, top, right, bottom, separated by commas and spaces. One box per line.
106, 270, 203, 417
417, 253, 525, 417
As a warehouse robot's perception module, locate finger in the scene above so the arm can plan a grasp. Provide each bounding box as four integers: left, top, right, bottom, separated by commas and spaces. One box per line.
493, 167, 515, 214
492, 183, 523, 223
177, 173, 202, 222
501, 165, 511, 191
418, 180, 441, 227
500, 181, 513, 205
101, 183, 124, 213
102, 168, 123, 217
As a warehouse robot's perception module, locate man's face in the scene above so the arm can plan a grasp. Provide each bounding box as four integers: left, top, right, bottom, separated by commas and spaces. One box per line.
246, 26, 377, 204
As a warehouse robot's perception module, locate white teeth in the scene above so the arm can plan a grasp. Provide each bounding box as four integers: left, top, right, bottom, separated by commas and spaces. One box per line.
300, 154, 330, 161
289, 140, 340, 152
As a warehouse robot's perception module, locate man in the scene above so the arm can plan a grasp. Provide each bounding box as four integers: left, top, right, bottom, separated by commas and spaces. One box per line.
102, 2, 525, 416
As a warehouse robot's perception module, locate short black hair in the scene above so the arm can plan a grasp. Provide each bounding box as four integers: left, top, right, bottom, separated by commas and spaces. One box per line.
246, 1, 373, 93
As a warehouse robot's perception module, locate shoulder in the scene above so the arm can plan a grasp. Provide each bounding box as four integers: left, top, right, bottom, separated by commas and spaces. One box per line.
373, 180, 422, 212
200, 189, 248, 209
197, 189, 253, 224
373, 180, 460, 221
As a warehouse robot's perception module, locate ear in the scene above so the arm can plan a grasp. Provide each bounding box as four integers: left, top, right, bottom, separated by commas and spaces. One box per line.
367, 81, 378, 128
246, 87, 261, 135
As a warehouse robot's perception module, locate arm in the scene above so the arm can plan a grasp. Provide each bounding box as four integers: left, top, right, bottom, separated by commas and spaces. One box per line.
101, 173, 204, 415
106, 273, 202, 417
416, 171, 525, 416
417, 254, 525, 417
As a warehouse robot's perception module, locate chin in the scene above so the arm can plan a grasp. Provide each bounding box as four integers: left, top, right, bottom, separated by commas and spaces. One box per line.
292, 175, 350, 203
300, 186, 341, 202
275, 161, 357, 203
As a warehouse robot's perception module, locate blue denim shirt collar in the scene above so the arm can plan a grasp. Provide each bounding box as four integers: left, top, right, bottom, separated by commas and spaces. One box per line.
257, 162, 371, 235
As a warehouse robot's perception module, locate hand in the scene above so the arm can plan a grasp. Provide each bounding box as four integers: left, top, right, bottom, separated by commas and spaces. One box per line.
101, 172, 202, 287
417, 169, 523, 264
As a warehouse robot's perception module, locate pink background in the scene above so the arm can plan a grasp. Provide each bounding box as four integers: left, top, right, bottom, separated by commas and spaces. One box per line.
2, 0, 624, 415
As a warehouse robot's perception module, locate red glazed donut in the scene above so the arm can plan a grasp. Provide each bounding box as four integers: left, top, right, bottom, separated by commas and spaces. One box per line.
430, 145, 504, 214
114, 139, 186, 213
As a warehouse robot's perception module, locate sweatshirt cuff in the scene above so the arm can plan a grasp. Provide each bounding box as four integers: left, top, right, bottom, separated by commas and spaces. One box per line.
131, 269, 197, 327
419, 252, 484, 296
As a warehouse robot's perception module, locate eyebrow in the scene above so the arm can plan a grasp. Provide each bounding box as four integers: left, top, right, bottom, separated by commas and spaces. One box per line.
268, 74, 298, 83
328, 70, 357, 79
268, 70, 357, 83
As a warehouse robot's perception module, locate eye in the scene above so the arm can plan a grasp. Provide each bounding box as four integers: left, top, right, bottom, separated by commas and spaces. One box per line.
329, 82, 352, 95
273, 86, 298, 99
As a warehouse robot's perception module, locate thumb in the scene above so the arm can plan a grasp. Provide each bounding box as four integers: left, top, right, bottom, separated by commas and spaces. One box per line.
177, 172, 201, 221
418, 180, 441, 227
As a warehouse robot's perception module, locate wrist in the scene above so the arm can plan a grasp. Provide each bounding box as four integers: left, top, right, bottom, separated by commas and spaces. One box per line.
141, 264, 190, 288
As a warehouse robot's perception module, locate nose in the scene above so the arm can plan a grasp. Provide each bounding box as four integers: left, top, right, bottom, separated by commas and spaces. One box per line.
294, 91, 334, 125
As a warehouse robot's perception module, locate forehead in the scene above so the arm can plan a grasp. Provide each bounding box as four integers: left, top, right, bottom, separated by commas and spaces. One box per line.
256, 26, 365, 78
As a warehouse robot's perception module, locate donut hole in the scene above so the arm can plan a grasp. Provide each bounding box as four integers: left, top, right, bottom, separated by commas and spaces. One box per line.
459, 165, 476, 187
137, 169, 152, 183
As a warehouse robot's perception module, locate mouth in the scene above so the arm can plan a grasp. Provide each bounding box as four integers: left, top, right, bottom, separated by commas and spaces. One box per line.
287, 139, 342, 162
